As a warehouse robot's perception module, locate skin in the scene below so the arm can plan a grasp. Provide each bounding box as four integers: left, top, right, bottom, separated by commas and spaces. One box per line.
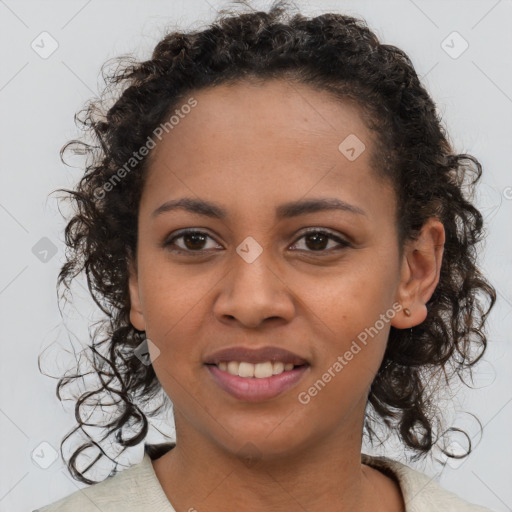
128, 79, 445, 512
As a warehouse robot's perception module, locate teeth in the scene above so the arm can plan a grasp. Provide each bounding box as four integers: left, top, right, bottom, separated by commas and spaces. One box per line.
254, 362, 273, 378
239, 362, 255, 378
216, 361, 297, 378
272, 362, 284, 375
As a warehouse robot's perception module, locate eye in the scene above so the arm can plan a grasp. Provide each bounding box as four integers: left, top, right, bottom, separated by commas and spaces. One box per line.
289, 228, 351, 253
164, 229, 221, 254
163, 227, 351, 256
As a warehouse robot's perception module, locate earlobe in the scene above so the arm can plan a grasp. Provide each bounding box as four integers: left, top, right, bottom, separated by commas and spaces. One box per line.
128, 257, 146, 331
391, 218, 445, 329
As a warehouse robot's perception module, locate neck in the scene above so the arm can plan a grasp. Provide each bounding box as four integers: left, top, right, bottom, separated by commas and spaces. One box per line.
150, 415, 403, 512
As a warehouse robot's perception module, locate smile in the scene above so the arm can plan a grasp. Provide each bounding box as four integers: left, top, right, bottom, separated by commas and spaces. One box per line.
218, 360, 294, 378
206, 363, 309, 402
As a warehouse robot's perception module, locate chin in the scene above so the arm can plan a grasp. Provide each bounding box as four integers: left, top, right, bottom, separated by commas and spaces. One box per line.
210, 419, 312, 462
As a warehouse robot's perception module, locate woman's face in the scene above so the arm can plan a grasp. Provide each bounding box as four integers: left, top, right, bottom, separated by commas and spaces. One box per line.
129, 79, 418, 460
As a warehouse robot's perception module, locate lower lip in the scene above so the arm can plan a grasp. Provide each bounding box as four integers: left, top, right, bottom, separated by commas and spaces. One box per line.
206, 364, 309, 402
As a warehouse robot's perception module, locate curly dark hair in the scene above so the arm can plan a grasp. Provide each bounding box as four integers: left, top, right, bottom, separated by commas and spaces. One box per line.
42, 0, 496, 484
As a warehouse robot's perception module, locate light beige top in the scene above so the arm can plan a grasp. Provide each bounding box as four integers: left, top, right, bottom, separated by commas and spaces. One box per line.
35, 452, 493, 511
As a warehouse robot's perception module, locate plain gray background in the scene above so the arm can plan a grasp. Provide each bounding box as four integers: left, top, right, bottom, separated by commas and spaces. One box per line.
0, 0, 511, 511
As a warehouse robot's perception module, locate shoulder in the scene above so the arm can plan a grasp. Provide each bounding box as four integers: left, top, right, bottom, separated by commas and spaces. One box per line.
362, 453, 492, 512
33, 453, 175, 512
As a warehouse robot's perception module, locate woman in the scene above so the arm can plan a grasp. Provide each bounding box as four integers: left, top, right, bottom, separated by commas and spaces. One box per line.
35, 1, 496, 510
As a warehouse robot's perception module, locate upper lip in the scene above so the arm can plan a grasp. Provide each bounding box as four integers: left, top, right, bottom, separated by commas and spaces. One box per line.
204, 346, 308, 366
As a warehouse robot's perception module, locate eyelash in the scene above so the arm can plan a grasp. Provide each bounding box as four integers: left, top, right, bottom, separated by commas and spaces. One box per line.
163, 228, 351, 256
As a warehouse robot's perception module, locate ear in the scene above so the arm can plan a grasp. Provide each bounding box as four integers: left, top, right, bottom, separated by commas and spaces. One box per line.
391, 218, 445, 329
128, 256, 146, 331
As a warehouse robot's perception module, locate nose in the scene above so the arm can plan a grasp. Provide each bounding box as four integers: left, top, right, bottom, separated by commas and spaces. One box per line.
212, 247, 296, 329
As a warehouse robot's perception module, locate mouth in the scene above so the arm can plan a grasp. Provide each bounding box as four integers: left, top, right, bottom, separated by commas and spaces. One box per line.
204, 346, 310, 402
205, 360, 307, 378
204, 345, 308, 367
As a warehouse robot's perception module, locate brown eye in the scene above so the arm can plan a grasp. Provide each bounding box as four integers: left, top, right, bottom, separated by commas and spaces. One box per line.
304, 232, 329, 251
164, 229, 220, 253
290, 229, 351, 253
163, 228, 351, 256
181, 232, 208, 250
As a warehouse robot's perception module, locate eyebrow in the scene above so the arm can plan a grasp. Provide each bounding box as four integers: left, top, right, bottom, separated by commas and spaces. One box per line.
151, 197, 367, 220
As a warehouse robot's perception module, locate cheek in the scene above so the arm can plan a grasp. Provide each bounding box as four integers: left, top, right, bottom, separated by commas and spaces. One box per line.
305, 269, 396, 397
295, 323, 391, 434
149, 319, 205, 413
138, 256, 213, 340
306, 262, 396, 335
138, 269, 211, 399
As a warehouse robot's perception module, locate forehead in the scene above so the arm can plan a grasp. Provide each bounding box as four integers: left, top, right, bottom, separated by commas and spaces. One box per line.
150, 79, 372, 162
142, 79, 395, 221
